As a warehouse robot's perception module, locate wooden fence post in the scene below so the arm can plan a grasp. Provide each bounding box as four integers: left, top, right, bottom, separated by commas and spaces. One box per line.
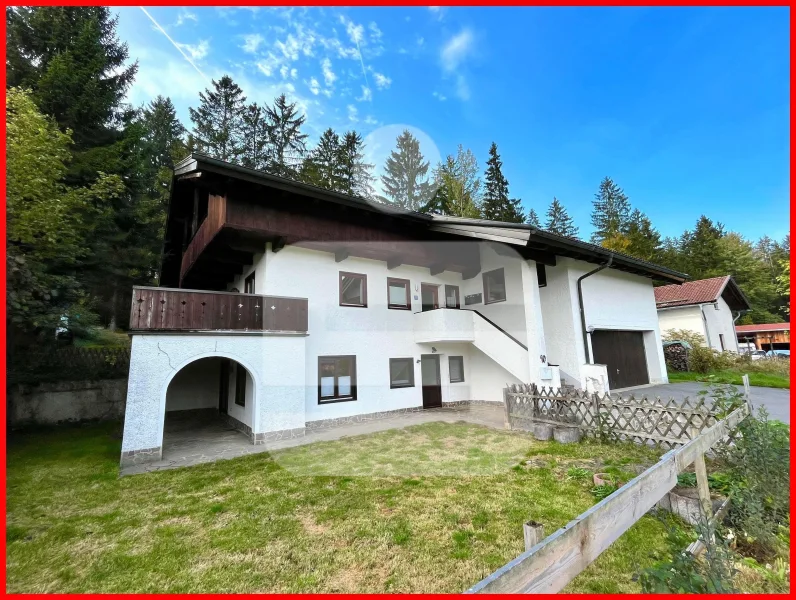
523, 521, 544, 551
742, 374, 753, 413
592, 392, 601, 438
693, 451, 713, 520
503, 387, 512, 430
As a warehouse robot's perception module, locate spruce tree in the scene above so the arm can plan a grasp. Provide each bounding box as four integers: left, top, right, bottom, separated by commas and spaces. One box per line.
621, 209, 661, 262
189, 75, 246, 163
264, 93, 308, 179
301, 128, 344, 191
481, 142, 524, 222
431, 146, 482, 218
240, 103, 270, 171
545, 197, 579, 238
526, 208, 541, 227
380, 129, 433, 210
338, 131, 375, 198
591, 176, 631, 244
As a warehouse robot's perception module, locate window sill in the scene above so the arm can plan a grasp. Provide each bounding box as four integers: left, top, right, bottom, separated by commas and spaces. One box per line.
318, 397, 357, 404
484, 298, 507, 305
340, 303, 368, 308
450, 379, 465, 384
390, 383, 415, 389
388, 305, 411, 310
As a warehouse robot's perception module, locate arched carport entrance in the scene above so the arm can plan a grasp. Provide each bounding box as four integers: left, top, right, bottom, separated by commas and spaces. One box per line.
162, 356, 257, 457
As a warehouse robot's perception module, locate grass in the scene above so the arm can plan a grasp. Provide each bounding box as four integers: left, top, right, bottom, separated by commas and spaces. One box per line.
6, 420, 675, 593
667, 369, 790, 389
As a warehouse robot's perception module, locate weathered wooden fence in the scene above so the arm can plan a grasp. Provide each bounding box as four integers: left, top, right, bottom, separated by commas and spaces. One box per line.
504, 383, 730, 449
468, 389, 752, 594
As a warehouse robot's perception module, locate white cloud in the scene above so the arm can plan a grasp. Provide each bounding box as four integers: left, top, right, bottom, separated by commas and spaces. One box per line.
364, 115, 378, 126
241, 33, 264, 54
290, 68, 298, 80
357, 86, 372, 102
174, 9, 197, 27
347, 104, 359, 123
368, 22, 382, 43
341, 15, 364, 45
441, 29, 474, 72
280, 65, 289, 79
432, 91, 447, 102
373, 72, 391, 90
308, 77, 321, 95
321, 58, 337, 87
175, 39, 209, 61
417, 36, 425, 47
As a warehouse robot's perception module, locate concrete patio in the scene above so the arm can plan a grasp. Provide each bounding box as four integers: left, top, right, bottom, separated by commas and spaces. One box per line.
121, 403, 507, 476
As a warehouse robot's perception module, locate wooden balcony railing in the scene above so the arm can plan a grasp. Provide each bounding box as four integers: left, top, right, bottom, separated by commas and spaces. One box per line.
129, 286, 308, 333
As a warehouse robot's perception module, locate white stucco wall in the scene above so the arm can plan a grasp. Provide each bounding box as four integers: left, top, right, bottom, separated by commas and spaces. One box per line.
538, 262, 581, 386
225, 361, 255, 428
122, 333, 306, 455
657, 306, 706, 342
702, 297, 740, 352
469, 346, 523, 402
165, 358, 220, 412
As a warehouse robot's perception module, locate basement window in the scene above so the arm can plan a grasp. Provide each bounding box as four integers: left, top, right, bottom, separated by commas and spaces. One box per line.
449, 356, 465, 383
389, 358, 415, 388
318, 356, 357, 403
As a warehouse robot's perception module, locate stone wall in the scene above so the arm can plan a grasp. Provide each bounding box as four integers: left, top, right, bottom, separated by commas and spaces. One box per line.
7, 379, 127, 428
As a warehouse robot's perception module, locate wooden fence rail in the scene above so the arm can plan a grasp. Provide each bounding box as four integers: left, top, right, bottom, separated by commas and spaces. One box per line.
466, 403, 750, 594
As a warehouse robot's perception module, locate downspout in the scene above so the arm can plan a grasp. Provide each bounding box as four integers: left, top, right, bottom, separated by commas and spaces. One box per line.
699, 304, 713, 349
731, 309, 750, 352
577, 254, 613, 363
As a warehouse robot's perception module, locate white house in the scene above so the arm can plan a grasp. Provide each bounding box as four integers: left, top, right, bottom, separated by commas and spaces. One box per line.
119, 154, 687, 467
655, 276, 751, 352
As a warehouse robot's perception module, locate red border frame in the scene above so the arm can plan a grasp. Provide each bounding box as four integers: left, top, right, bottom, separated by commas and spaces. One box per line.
1, 2, 793, 598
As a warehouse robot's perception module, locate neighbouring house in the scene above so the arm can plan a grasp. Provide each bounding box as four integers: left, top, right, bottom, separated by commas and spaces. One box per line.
119, 153, 687, 467
654, 276, 751, 352
735, 322, 791, 351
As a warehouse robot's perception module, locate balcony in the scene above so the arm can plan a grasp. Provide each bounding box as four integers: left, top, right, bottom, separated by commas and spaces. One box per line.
129, 286, 308, 333
413, 308, 475, 344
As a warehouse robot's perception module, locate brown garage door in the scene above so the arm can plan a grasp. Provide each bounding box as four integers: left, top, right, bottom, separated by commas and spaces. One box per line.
591, 330, 649, 390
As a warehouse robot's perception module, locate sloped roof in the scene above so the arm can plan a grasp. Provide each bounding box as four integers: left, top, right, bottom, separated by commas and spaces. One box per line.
736, 322, 790, 333
654, 275, 751, 311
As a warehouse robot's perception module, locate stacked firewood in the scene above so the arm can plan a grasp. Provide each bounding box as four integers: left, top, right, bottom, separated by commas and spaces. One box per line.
664, 343, 689, 372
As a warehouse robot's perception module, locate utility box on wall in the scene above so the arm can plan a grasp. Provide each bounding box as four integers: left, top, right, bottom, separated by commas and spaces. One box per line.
464, 293, 482, 306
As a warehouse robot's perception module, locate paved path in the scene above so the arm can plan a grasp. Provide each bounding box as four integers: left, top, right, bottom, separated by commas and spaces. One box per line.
121, 404, 507, 476
627, 382, 790, 424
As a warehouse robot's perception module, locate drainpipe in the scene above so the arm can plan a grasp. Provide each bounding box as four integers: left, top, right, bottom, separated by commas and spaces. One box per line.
577, 254, 613, 363
731, 309, 750, 352
699, 304, 713, 349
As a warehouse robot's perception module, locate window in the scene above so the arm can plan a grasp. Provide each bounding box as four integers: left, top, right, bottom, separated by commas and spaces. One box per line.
449, 356, 465, 383
339, 272, 367, 307
387, 277, 411, 310
719, 334, 725, 351
482, 268, 506, 304
389, 358, 415, 388
536, 263, 547, 288
244, 271, 255, 294
445, 285, 460, 309
235, 364, 246, 406
318, 356, 357, 403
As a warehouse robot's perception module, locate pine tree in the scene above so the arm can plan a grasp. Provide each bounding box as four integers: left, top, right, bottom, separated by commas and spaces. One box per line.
544, 197, 579, 238
6, 7, 137, 154
526, 208, 541, 227
338, 131, 375, 198
189, 75, 246, 163
430, 146, 482, 218
240, 103, 270, 171
621, 209, 661, 262
591, 176, 631, 244
264, 93, 308, 179
380, 129, 433, 210
481, 142, 523, 222
301, 128, 344, 191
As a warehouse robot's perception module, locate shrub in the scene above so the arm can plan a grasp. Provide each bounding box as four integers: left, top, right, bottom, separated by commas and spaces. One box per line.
662, 328, 706, 347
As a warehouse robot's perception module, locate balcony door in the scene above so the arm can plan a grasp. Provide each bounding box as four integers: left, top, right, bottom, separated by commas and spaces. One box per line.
420, 283, 439, 312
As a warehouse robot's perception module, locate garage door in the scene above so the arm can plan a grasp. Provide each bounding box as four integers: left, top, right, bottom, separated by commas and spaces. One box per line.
590, 330, 649, 390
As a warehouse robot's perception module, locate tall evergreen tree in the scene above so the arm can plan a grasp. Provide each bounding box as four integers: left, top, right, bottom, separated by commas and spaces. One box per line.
264, 93, 308, 179
301, 128, 344, 191
544, 197, 579, 238
621, 209, 662, 262
481, 142, 524, 223
240, 102, 269, 171
338, 130, 375, 198
140, 96, 186, 200
189, 75, 246, 163
380, 129, 433, 210
526, 208, 541, 227
429, 146, 482, 218
591, 176, 631, 244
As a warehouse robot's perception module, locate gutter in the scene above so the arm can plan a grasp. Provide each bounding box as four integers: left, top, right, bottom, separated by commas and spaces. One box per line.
577, 253, 613, 363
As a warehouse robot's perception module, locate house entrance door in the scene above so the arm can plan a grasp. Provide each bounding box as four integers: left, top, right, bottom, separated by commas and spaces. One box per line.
421, 354, 442, 408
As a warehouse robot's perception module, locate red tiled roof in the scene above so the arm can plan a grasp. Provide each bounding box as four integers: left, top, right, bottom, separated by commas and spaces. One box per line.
654, 276, 731, 308
735, 323, 791, 333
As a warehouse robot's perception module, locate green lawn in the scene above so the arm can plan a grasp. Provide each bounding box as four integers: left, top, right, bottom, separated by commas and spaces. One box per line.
7, 421, 675, 593
667, 369, 790, 389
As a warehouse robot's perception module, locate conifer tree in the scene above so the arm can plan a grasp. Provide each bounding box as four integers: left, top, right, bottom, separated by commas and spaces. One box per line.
264, 93, 308, 179
301, 128, 344, 191
380, 129, 433, 210
189, 75, 246, 163
545, 197, 579, 238
526, 208, 541, 227
338, 131, 375, 198
591, 176, 630, 244
481, 142, 523, 222
240, 103, 270, 171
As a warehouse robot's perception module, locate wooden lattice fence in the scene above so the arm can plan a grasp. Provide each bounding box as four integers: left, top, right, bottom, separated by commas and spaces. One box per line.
7, 346, 131, 385
504, 383, 735, 449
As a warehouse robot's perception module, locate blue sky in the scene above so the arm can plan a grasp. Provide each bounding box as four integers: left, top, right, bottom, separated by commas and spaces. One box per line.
117, 6, 789, 241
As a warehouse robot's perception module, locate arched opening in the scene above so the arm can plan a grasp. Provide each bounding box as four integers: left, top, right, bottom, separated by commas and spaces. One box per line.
163, 356, 256, 455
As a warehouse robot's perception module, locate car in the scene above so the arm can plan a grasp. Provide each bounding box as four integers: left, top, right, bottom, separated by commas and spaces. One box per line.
749, 350, 767, 361
765, 349, 790, 359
